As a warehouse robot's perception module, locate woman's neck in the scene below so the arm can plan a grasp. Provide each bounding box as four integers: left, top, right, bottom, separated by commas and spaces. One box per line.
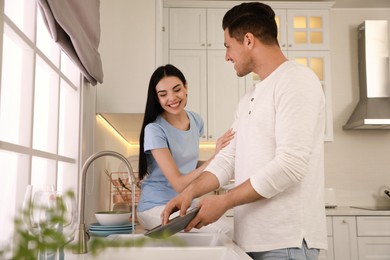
162, 110, 189, 130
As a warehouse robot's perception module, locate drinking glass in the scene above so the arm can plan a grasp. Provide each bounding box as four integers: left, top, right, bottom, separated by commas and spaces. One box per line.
22, 185, 55, 236
22, 185, 77, 259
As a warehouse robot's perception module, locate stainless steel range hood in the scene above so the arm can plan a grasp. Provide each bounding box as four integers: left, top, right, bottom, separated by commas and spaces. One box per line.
343, 20, 390, 130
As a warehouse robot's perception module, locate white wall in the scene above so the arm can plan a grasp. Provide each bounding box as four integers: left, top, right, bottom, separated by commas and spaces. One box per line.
325, 8, 390, 207
97, 0, 156, 113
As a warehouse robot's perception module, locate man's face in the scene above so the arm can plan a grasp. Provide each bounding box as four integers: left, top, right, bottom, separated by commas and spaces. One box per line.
223, 29, 252, 77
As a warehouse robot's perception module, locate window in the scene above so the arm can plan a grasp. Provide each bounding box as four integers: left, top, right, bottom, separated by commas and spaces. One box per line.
0, 0, 83, 248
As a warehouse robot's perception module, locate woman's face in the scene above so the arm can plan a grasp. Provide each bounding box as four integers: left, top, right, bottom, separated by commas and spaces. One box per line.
155, 76, 188, 115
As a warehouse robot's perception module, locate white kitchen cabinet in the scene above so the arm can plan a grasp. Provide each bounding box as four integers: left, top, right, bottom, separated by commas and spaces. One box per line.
357, 216, 390, 259
358, 237, 390, 259
167, 7, 243, 141
168, 8, 227, 50
275, 9, 330, 51
169, 8, 206, 50
333, 216, 359, 260
327, 215, 390, 260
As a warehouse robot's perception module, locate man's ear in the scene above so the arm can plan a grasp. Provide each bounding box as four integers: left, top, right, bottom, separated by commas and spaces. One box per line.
245, 33, 255, 49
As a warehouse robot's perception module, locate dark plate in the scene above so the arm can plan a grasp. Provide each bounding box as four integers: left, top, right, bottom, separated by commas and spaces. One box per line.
144, 207, 200, 238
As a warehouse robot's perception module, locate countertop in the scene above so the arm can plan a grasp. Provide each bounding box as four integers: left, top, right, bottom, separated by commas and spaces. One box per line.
326, 206, 390, 216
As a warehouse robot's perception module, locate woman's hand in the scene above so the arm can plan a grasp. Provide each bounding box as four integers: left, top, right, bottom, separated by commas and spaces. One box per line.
215, 128, 235, 153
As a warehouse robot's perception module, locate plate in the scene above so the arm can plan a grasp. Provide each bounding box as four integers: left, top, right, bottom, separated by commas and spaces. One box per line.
89, 223, 135, 232
144, 207, 199, 238
90, 222, 133, 229
89, 226, 134, 232
89, 229, 134, 237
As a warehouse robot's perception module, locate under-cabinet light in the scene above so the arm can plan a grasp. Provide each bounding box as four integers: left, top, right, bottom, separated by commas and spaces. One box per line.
97, 114, 130, 146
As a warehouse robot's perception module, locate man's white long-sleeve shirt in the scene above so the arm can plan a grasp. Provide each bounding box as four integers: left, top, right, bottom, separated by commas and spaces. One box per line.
205, 61, 327, 252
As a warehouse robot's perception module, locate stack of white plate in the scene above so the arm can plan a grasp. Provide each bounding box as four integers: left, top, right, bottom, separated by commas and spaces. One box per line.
89, 222, 136, 237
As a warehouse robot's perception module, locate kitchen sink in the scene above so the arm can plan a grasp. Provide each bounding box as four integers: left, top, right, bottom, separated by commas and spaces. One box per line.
65, 233, 251, 260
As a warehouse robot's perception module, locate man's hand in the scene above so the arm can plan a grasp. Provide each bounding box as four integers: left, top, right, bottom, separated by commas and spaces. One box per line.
162, 191, 193, 225
184, 194, 229, 232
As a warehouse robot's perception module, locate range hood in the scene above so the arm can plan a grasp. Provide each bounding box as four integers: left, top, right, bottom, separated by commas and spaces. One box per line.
343, 20, 390, 130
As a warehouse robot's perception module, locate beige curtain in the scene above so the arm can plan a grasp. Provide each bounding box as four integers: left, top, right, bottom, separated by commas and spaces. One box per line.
37, 0, 103, 85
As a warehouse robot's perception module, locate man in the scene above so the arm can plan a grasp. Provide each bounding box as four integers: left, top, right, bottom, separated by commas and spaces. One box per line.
162, 2, 327, 259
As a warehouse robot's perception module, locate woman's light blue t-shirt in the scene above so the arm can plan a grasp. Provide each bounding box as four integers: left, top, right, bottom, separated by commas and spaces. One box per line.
137, 110, 204, 212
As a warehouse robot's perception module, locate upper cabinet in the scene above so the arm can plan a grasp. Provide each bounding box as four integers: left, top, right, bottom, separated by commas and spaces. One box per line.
275, 9, 330, 51
169, 8, 227, 50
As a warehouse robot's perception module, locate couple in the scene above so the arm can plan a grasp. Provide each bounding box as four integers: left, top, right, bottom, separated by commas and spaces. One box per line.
137, 2, 327, 260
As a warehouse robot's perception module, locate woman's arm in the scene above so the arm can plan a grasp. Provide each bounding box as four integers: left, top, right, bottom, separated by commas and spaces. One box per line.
151, 128, 235, 193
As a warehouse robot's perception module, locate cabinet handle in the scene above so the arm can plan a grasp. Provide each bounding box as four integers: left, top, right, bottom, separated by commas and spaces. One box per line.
207, 43, 211, 47
282, 44, 286, 47
201, 43, 205, 47
342, 219, 347, 224
288, 44, 292, 47
208, 135, 213, 139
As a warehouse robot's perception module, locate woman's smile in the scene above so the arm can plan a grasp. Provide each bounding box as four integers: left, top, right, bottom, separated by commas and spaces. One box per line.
168, 100, 181, 108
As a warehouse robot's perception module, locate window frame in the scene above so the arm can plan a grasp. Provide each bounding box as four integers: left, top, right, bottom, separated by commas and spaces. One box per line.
0, 0, 94, 249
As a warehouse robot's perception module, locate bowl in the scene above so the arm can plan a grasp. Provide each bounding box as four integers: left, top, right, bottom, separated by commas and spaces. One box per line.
95, 211, 131, 226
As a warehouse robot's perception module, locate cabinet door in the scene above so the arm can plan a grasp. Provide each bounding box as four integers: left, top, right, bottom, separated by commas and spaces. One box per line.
169, 8, 206, 49
207, 50, 244, 141
206, 8, 228, 50
169, 50, 208, 140
333, 217, 359, 260
357, 216, 390, 259
287, 51, 333, 141
286, 10, 330, 50
274, 9, 288, 51
358, 237, 390, 259
357, 216, 390, 236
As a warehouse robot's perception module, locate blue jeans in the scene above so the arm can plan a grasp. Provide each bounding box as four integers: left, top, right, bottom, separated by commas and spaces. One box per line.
247, 240, 319, 260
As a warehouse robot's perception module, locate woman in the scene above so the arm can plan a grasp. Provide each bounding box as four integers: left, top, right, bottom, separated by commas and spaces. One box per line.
137, 64, 233, 237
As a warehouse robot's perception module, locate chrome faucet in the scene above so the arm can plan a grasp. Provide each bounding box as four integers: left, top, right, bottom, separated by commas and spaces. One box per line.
73, 151, 136, 254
